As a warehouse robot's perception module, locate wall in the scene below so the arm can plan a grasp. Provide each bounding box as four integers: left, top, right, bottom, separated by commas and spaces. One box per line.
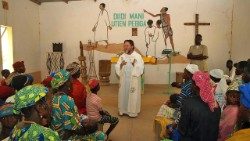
0, 0, 41, 81
231, 0, 250, 63
39, 0, 233, 84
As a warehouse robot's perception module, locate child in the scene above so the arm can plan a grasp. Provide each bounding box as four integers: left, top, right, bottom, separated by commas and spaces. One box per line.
218, 90, 240, 141
157, 94, 179, 119
156, 94, 180, 140
86, 79, 119, 138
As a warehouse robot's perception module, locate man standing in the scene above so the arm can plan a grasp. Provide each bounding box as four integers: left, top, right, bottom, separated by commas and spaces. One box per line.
115, 40, 144, 117
92, 3, 112, 46
187, 34, 208, 71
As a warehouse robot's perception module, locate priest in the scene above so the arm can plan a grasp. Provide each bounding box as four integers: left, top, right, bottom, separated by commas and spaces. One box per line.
115, 40, 144, 117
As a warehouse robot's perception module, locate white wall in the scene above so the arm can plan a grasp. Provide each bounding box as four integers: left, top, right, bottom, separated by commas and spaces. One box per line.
39, 0, 233, 84
231, 0, 250, 63
0, 0, 40, 73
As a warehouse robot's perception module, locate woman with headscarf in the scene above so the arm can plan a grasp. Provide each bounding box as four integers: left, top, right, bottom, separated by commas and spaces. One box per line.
66, 62, 87, 115
9, 85, 60, 140
210, 69, 228, 110
178, 71, 221, 141
5, 61, 26, 86
0, 104, 21, 140
50, 70, 105, 140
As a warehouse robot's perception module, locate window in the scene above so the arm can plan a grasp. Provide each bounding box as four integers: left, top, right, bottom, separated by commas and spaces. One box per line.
0, 25, 13, 72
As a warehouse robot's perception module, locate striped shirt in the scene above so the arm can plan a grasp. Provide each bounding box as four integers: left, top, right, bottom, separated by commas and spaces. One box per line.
177, 80, 193, 107
86, 93, 102, 121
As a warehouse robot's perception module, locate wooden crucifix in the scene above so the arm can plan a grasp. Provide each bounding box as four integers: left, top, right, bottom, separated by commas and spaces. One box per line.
184, 14, 210, 36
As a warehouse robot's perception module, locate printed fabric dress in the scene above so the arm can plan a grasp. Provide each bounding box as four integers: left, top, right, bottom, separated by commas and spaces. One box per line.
51, 93, 103, 141
9, 122, 60, 141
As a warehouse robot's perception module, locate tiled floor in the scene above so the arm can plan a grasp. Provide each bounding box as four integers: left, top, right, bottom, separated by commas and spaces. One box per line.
98, 84, 179, 141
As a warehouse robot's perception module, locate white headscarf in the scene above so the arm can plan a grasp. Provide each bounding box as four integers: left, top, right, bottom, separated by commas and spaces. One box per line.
186, 64, 199, 74
210, 69, 228, 102
209, 69, 224, 79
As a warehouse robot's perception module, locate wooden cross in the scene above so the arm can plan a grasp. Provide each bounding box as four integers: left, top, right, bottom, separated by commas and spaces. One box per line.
184, 14, 210, 36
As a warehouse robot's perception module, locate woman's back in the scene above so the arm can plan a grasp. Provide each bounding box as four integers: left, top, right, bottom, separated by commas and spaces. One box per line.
178, 96, 221, 141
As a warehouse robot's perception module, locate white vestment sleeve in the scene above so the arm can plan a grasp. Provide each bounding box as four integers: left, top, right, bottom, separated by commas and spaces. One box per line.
132, 53, 144, 77
115, 55, 123, 77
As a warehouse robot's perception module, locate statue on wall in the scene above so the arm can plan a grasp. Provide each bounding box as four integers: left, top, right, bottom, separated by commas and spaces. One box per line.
92, 3, 112, 47
143, 7, 175, 52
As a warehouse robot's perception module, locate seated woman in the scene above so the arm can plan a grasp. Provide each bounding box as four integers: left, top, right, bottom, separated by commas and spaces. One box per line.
66, 62, 88, 115
10, 85, 60, 140
209, 69, 228, 110
5, 61, 26, 86
0, 104, 21, 140
218, 90, 240, 141
237, 63, 250, 130
178, 71, 221, 141
50, 70, 106, 140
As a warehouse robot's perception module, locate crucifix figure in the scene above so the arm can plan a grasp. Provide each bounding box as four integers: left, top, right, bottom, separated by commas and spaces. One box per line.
184, 14, 210, 37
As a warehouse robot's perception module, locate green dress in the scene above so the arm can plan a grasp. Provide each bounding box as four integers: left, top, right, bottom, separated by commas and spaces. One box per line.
9, 122, 60, 141
51, 94, 105, 141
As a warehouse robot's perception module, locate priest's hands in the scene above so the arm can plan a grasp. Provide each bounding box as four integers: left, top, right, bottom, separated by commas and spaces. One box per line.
120, 59, 136, 69
120, 60, 127, 69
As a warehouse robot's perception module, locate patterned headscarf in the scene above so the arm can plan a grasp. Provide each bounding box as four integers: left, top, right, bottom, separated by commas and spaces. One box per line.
192, 71, 217, 112
66, 62, 80, 75
0, 103, 14, 118
13, 61, 24, 70
13, 84, 48, 114
51, 70, 70, 89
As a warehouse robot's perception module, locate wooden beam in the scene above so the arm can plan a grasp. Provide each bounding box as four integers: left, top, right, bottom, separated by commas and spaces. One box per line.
30, 0, 41, 5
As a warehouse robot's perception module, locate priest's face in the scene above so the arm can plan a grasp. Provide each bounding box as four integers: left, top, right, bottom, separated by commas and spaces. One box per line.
123, 42, 133, 54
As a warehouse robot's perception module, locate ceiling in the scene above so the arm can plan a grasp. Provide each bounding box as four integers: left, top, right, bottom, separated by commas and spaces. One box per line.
30, 0, 96, 5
